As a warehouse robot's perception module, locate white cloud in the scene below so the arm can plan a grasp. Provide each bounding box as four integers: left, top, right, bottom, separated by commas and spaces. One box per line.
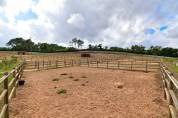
0, 0, 178, 48
3, 0, 35, 22
67, 13, 85, 29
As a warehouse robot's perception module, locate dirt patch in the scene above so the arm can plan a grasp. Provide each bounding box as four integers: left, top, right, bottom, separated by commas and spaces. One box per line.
10, 67, 169, 118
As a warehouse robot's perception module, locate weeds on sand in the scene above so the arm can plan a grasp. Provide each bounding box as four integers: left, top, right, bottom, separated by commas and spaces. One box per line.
52, 78, 59, 81
73, 79, 79, 81
57, 89, 67, 94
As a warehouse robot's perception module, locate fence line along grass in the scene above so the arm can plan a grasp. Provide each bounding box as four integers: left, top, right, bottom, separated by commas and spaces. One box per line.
0, 62, 24, 118
160, 63, 178, 118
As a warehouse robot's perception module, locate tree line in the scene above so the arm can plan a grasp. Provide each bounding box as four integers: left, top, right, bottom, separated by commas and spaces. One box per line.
87, 44, 178, 57
1, 37, 178, 57
5, 38, 74, 53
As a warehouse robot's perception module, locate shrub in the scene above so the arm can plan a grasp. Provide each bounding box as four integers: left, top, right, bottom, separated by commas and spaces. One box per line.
73, 79, 79, 81
52, 78, 59, 81
57, 89, 67, 94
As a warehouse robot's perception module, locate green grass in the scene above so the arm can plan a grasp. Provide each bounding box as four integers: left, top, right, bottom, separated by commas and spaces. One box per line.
162, 57, 178, 72
0, 56, 21, 78
162, 58, 178, 63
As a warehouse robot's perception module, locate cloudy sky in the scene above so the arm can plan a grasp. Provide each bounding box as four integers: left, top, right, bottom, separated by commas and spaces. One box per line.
0, 0, 178, 48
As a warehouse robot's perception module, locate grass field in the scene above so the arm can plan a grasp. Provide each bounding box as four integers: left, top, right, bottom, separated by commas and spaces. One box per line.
162, 57, 178, 80
162, 58, 178, 71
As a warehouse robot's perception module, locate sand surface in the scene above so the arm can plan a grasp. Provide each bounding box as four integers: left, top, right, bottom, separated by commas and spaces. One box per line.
10, 67, 168, 118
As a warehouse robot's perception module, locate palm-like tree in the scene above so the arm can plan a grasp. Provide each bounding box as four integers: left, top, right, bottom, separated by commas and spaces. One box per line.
72, 38, 78, 48
71, 38, 84, 49
77, 39, 84, 49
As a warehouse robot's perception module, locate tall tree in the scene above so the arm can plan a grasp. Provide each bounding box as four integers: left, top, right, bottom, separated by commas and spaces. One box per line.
88, 44, 92, 50
72, 38, 78, 48
131, 45, 145, 54
77, 39, 84, 48
6, 38, 26, 51
148, 46, 162, 55
98, 44, 102, 50
25, 39, 35, 52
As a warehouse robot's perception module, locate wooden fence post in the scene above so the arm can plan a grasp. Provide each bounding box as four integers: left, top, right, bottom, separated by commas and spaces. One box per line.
43, 60, 44, 69
35, 61, 37, 69
49, 61, 51, 67
97, 61, 98, 68
107, 60, 109, 69
87, 58, 89, 67
13, 70, 16, 98
38, 61, 40, 71
131, 61, 133, 71
64, 59, 66, 67
118, 61, 120, 69
56, 60, 58, 68
4, 73, 9, 118
145, 61, 148, 73
71, 59, 73, 66
47, 61, 49, 70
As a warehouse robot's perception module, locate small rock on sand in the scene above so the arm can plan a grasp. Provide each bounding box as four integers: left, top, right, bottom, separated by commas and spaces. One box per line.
115, 82, 124, 89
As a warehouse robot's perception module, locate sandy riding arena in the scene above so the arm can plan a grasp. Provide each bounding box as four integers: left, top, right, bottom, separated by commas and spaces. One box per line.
10, 67, 168, 118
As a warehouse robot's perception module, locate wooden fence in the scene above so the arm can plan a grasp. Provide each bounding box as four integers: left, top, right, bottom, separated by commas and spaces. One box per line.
24, 58, 160, 72
160, 63, 178, 118
0, 62, 24, 118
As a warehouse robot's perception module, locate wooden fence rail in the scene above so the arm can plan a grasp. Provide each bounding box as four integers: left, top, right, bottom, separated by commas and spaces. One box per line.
160, 63, 178, 118
24, 59, 160, 72
0, 62, 24, 118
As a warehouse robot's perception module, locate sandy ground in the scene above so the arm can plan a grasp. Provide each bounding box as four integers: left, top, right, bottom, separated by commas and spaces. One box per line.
10, 67, 168, 118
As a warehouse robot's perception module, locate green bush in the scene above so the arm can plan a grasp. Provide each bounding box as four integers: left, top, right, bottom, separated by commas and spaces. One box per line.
57, 89, 67, 94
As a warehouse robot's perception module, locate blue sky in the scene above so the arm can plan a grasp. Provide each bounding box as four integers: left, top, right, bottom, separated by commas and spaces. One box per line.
160, 26, 168, 32
0, 0, 178, 48
145, 28, 156, 35
15, 9, 38, 21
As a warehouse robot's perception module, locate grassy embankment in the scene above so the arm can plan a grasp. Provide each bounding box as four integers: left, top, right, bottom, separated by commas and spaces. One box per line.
0, 56, 21, 79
